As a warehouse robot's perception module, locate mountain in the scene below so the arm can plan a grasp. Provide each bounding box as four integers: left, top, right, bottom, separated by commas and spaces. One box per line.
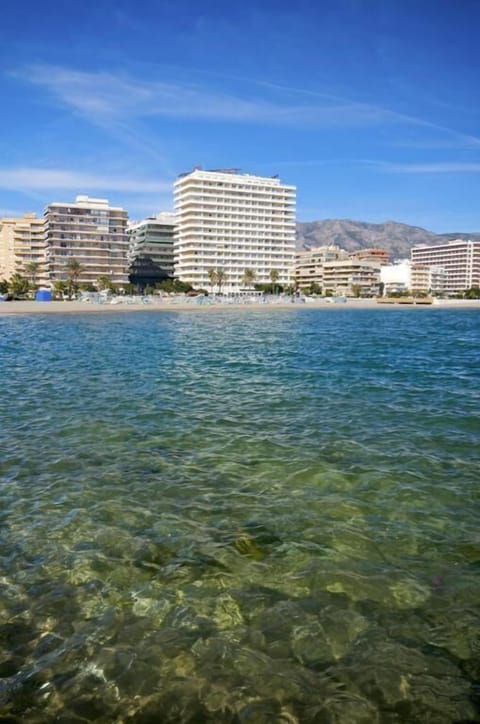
296, 219, 480, 260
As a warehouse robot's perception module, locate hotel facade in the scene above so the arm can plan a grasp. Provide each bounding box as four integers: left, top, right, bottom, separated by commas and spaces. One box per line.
411, 239, 479, 294
44, 196, 129, 287
174, 169, 296, 293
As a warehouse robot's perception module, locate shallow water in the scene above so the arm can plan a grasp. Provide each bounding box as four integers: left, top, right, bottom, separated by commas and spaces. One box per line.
1, 308, 479, 723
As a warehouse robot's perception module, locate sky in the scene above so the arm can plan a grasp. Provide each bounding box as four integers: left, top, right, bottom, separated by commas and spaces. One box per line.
0, 0, 479, 231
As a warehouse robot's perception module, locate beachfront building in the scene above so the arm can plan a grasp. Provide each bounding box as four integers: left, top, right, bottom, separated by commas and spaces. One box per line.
127, 212, 175, 289
44, 196, 129, 287
295, 245, 347, 290
381, 260, 446, 296
411, 239, 480, 294
322, 259, 381, 296
0, 216, 17, 280
13, 213, 48, 286
409, 264, 429, 295
380, 261, 411, 295
349, 247, 390, 265
0, 213, 48, 285
174, 168, 296, 293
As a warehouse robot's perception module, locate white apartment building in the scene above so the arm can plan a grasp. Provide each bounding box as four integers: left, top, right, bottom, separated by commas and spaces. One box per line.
411, 239, 479, 293
380, 261, 411, 294
44, 196, 129, 287
174, 168, 296, 293
127, 212, 175, 287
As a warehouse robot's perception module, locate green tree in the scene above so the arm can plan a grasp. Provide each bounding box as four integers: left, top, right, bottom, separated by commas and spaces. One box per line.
8, 273, 30, 298
465, 286, 480, 299
269, 269, 280, 294
155, 279, 193, 294
307, 282, 322, 296
65, 258, 83, 297
24, 261, 40, 291
216, 268, 227, 294
207, 268, 218, 294
242, 268, 256, 289
53, 280, 69, 299
0, 279, 8, 294
96, 275, 115, 292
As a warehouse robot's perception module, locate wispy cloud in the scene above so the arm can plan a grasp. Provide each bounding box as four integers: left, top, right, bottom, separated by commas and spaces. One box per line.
384, 162, 480, 174
255, 78, 480, 149
12, 62, 480, 158
11, 64, 402, 129
0, 167, 171, 194
260, 158, 480, 175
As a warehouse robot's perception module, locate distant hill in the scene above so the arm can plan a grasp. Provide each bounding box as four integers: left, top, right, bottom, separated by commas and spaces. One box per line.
296, 219, 480, 260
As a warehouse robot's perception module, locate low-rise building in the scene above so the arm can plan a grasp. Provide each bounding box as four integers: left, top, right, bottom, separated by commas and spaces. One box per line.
380, 261, 411, 295
349, 248, 390, 265
322, 259, 381, 296
381, 260, 446, 296
295, 245, 347, 290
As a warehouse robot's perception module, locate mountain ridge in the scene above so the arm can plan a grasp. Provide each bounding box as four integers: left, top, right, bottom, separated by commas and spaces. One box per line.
296, 219, 480, 260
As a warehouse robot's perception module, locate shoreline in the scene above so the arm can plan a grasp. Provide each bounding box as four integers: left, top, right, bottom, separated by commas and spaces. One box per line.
1, 298, 479, 316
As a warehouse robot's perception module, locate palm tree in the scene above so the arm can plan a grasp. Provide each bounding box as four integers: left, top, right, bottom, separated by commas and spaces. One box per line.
53, 280, 69, 299
269, 269, 280, 294
242, 268, 256, 289
216, 268, 227, 294
24, 261, 40, 291
65, 258, 83, 298
8, 273, 30, 299
96, 275, 115, 292
207, 268, 218, 294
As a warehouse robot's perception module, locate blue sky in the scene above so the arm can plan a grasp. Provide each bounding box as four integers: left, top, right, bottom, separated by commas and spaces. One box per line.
1, 0, 479, 231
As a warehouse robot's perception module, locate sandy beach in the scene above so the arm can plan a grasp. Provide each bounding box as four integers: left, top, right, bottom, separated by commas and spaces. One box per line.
1, 298, 479, 316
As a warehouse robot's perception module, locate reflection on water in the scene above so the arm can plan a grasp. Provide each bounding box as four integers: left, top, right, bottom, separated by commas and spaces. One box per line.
1, 309, 479, 722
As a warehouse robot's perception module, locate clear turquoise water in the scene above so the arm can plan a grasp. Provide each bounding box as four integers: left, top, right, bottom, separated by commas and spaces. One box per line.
1, 308, 479, 723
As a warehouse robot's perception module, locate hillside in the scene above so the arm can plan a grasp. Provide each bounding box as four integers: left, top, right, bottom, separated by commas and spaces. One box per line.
296, 219, 479, 260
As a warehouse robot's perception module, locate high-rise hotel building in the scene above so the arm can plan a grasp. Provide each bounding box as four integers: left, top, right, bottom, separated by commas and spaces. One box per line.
44, 195, 129, 287
411, 239, 479, 294
174, 168, 296, 293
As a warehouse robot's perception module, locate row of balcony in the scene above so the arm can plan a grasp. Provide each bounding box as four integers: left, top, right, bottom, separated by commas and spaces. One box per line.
175, 194, 295, 207
178, 221, 296, 232
175, 183, 294, 194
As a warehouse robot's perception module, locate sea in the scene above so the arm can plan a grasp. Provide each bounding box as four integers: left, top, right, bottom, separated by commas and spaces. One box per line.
1, 308, 479, 723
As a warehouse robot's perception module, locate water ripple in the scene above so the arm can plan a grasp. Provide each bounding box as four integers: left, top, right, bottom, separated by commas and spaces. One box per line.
0, 309, 479, 721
